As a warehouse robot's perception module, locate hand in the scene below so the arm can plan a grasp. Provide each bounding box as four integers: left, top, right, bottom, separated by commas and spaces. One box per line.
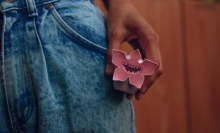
105, 0, 163, 100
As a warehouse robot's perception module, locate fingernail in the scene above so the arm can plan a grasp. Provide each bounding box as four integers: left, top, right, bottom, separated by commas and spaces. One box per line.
138, 94, 143, 100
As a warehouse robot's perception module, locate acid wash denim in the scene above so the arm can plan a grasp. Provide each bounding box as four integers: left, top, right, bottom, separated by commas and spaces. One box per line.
0, 0, 136, 132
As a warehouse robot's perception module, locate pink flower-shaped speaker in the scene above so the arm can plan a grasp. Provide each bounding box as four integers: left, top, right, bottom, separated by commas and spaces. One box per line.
112, 49, 158, 94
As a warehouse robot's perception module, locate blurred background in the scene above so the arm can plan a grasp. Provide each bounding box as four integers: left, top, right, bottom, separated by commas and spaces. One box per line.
95, 0, 220, 133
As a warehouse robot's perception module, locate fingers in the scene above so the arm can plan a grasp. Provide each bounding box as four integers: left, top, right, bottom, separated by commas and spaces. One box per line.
105, 29, 123, 75
139, 26, 160, 61
126, 93, 134, 100
106, 13, 163, 100
135, 64, 163, 100
126, 65, 162, 100
133, 24, 163, 100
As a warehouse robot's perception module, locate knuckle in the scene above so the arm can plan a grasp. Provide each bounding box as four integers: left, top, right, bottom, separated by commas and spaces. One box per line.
146, 26, 159, 40
146, 31, 154, 40
108, 28, 122, 40
152, 32, 159, 40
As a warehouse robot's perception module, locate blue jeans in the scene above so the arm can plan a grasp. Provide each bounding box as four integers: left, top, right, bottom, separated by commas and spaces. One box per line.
0, 0, 135, 132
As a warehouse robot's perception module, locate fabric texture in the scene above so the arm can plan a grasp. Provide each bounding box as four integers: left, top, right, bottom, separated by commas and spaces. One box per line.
0, 0, 135, 132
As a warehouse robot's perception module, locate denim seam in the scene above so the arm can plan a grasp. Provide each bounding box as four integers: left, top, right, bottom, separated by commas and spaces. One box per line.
36, 0, 59, 8
51, 6, 107, 55
0, 0, 59, 13
33, 18, 45, 133
33, 17, 49, 80
1, 13, 15, 133
24, 0, 38, 17
1, 7, 22, 13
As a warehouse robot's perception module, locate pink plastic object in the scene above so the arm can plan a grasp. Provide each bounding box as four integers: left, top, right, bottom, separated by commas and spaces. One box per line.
112, 49, 158, 94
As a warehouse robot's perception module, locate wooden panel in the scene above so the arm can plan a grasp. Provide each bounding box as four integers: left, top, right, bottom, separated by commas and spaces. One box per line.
130, 1, 188, 133
95, 0, 188, 133
184, 1, 220, 133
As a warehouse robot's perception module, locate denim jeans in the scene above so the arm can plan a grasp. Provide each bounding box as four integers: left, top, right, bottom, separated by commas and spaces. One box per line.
0, 0, 135, 132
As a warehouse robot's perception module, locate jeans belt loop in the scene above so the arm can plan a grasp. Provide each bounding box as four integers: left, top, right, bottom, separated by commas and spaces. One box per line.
24, 0, 38, 17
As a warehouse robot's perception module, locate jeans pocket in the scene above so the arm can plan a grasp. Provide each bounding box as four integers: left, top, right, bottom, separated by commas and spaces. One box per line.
50, 1, 107, 55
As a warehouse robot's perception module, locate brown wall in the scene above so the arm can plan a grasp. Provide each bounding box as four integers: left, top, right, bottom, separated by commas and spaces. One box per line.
94, 0, 220, 133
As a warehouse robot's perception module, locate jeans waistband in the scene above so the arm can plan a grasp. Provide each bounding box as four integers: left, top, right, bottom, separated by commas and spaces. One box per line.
0, 0, 59, 16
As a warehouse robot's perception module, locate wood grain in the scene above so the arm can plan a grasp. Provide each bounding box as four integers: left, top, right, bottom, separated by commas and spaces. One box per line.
184, 1, 220, 133
130, 1, 188, 133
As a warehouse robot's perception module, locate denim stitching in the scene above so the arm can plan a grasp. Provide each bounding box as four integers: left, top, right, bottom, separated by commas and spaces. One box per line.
33, 16, 49, 74
51, 6, 107, 55
1, 12, 15, 133
0, 0, 59, 12
24, 0, 38, 17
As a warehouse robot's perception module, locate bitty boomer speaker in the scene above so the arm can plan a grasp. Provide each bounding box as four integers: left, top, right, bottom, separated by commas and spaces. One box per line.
112, 49, 158, 94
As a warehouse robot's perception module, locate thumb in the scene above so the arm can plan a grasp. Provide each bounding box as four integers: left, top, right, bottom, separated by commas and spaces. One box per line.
105, 32, 122, 75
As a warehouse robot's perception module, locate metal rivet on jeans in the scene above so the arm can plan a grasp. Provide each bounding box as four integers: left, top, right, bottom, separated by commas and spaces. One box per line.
5, 0, 13, 3
46, 3, 53, 9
